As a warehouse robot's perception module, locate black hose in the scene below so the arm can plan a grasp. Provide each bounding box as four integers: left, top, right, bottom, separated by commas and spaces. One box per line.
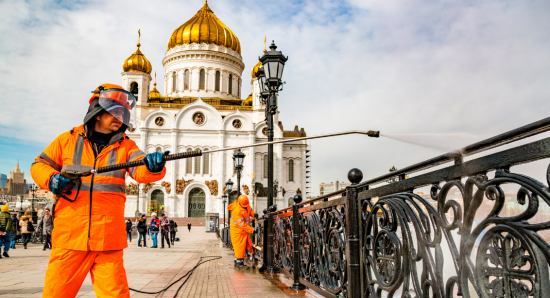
129, 255, 222, 298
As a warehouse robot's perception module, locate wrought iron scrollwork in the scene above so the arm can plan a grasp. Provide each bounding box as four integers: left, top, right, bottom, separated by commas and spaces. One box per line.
300, 205, 347, 297
361, 167, 550, 298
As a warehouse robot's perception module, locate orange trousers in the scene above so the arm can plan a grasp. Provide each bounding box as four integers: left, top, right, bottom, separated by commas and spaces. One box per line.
42, 247, 129, 298
231, 231, 253, 259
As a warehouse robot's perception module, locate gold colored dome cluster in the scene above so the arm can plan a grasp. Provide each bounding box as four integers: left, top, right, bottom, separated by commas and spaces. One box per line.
123, 30, 152, 74
167, 0, 241, 54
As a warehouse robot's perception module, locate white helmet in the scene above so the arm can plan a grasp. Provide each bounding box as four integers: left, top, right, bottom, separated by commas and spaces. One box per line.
151, 212, 157, 217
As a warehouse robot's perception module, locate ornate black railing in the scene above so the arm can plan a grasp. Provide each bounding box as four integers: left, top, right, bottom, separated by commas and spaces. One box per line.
253, 116, 550, 298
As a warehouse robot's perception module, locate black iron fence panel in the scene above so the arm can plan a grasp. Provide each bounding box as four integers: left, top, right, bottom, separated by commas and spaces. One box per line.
359, 137, 550, 298
273, 214, 293, 271
254, 218, 264, 262
300, 205, 348, 297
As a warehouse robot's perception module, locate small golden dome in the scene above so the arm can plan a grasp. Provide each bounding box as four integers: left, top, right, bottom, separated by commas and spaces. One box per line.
167, 0, 241, 54
149, 72, 162, 99
123, 30, 152, 74
251, 61, 262, 78
243, 93, 252, 105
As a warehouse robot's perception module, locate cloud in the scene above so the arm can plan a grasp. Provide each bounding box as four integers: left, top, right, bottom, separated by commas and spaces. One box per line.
1, 0, 549, 193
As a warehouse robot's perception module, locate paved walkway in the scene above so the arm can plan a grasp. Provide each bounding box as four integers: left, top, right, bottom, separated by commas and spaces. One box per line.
0, 229, 320, 297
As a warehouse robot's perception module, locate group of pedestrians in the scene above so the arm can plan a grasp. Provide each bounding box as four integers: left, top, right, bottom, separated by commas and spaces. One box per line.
0, 206, 54, 256
127, 213, 182, 249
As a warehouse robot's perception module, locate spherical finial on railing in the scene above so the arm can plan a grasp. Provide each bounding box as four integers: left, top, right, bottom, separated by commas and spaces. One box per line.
348, 168, 363, 185
293, 194, 303, 205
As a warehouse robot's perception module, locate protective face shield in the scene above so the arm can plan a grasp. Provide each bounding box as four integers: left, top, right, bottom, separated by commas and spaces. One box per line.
97, 88, 137, 128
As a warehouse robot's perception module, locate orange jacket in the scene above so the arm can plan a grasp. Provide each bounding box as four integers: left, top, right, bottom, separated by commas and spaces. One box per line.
227, 201, 255, 234
31, 125, 165, 251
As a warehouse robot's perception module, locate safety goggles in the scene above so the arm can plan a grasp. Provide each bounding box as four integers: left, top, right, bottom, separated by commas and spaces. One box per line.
97, 89, 137, 128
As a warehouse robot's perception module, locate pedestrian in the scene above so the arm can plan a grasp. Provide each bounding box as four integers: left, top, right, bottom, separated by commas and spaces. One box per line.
19, 211, 33, 249
126, 219, 132, 242
169, 219, 177, 245
149, 212, 159, 248
30, 83, 167, 297
38, 208, 54, 250
10, 213, 19, 249
137, 214, 147, 247
0, 205, 13, 258
187, 222, 191, 232
159, 213, 170, 249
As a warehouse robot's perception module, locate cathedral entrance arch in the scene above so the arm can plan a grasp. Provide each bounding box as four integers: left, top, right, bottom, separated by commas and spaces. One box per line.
148, 189, 164, 216
188, 188, 206, 218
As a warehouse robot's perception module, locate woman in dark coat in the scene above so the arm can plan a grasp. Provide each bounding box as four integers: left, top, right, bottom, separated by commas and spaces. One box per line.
126, 219, 133, 242
10, 214, 19, 249
136, 214, 148, 247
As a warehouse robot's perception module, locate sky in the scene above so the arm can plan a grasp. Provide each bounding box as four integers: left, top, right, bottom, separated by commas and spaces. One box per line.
1, 0, 550, 195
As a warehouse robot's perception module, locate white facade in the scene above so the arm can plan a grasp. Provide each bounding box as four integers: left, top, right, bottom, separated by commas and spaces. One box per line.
121, 19, 306, 220
319, 181, 350, 196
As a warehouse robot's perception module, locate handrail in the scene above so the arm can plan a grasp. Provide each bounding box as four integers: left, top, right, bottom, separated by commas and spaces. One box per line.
273, 189, 346, 215
358, 115, 550, 188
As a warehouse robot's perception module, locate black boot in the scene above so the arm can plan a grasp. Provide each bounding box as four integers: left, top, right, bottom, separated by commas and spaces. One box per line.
24, 244, 27, 249
3, 252, 9, 258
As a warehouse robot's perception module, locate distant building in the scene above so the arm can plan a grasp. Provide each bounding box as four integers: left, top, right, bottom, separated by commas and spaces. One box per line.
0, 161, 27, 196
0, 174, 6, 189
319, 180, 351, 196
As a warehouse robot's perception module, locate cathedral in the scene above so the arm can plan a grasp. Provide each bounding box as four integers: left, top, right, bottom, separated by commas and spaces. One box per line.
0, 161, 27, 196
121, 1, 309, 219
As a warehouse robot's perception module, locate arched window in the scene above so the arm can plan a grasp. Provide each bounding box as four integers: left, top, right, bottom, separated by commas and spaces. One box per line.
203, 149, 209, 174
186, 149, 192, 174
172, 72, 176, 92
184, 69, 189, 90
130, 82, 138, 95
199, 69, 205, 90
195, 155, 201, 174
215, 71, 220, 91
289, 160, 294, 181
263, 155, 268, 178
228, 73, 233, 95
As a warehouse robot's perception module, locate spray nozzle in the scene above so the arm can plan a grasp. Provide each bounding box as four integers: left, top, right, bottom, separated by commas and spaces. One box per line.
368, 130, 380, 138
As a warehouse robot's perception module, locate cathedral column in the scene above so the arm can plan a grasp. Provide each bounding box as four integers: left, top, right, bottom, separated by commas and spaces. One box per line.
169, 128, 178, 217
218, 131, 226, 219
140, 128, 149, 152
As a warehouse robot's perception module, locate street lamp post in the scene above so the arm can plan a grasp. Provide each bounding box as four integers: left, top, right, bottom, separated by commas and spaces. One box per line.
222, 194, 228, 228
256, 40, 288, 273
19, 195, 24, 217
135, 184, 141, 218
29, 184, 39, 223
233, 149, 245, 196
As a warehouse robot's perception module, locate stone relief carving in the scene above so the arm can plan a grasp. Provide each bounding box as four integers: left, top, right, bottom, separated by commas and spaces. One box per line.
282, 188, 286, 197
193, 112, 205, 125
161, 181, 171, 194
232, 119, 242, 129
262, 127, 267, 136
296, 188, 302, 195
205, 180, 218, 196
176, 178, 194, 195
143, 183, 153, 194
223, 185, 227, 194
242, 184, 249, 195
155, 117, 164, 127
126, 183, 138, 195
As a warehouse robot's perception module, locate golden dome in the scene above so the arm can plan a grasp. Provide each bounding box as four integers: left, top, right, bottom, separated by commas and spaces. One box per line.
149, 72, 162, 99
243, 93, 252, 105
167, 0, 241, 54
123, 31, 152, 74
251, 61, 262, 78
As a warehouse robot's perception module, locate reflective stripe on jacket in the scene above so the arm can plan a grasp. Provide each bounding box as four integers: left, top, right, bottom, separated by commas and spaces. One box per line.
30, 124, 166, 251
227, 201, 255, 234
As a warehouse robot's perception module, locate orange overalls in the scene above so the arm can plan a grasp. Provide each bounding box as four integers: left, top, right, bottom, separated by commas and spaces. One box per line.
31, 124, 165, 298
227, 201, 256, 259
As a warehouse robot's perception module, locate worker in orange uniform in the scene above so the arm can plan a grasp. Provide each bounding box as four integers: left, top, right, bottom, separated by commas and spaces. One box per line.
31, 84, 167, 298
227, 194, 258, 268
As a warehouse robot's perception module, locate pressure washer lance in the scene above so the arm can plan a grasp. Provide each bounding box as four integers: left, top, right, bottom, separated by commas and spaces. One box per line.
54, 130, 380, 203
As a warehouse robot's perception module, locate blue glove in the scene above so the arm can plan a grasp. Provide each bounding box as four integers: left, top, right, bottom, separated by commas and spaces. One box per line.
144, 151, 169, 173
49, 173, 75, 195
254, 213, 259, 219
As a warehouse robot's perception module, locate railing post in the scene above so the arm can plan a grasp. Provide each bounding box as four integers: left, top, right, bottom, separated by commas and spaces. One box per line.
346, 168, 363, 298
291, 195, 306, 290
